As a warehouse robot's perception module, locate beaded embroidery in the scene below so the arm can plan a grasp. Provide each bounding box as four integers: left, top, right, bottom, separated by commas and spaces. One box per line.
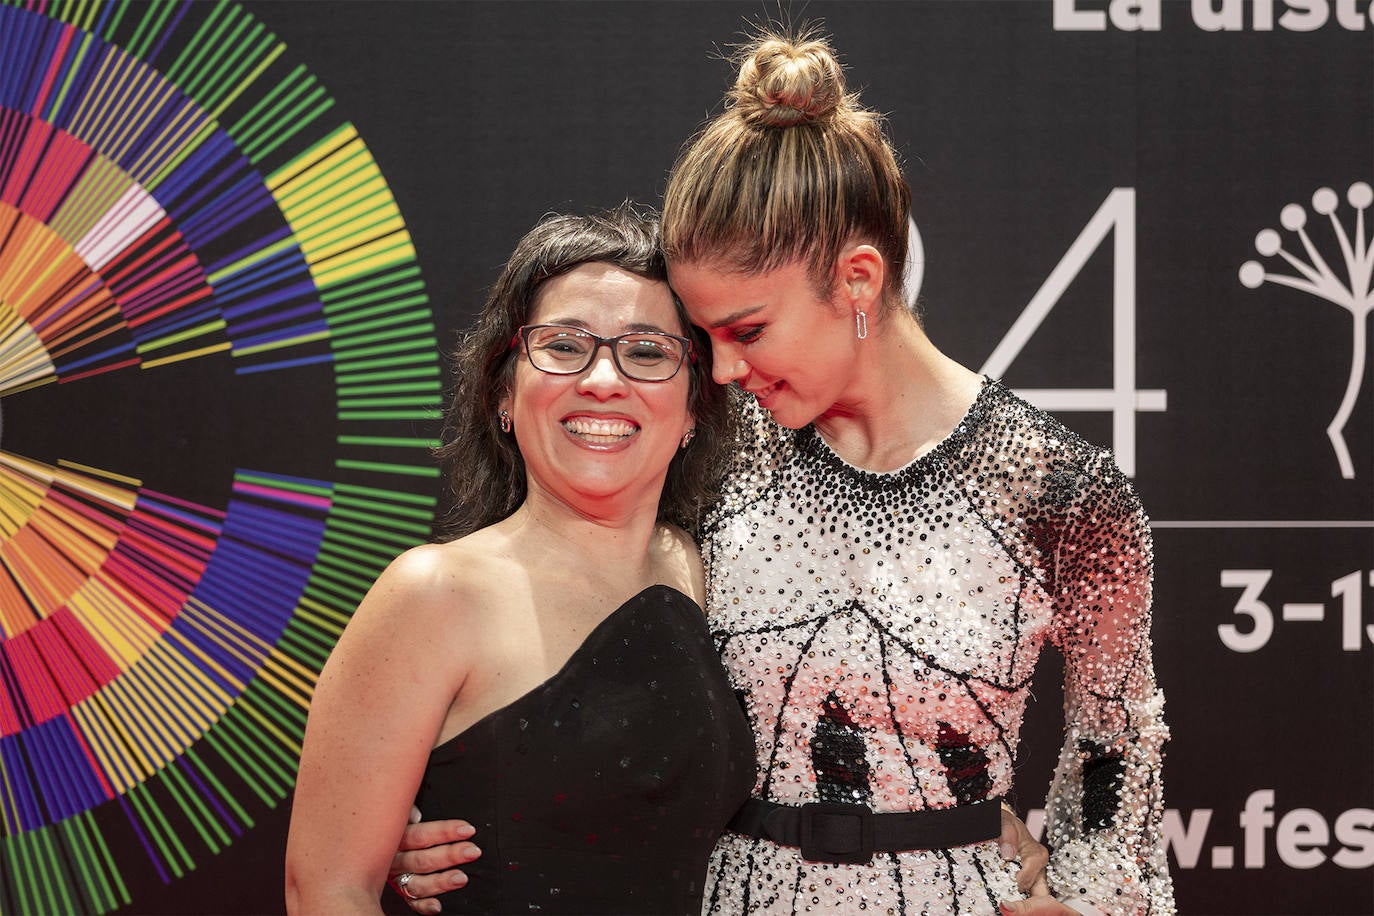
700, 379, 1174, 916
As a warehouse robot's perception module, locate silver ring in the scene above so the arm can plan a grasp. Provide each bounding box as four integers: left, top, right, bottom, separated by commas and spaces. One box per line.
396, 872, 419, 901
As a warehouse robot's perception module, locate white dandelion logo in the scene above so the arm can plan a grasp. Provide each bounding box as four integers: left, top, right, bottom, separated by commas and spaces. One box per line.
1240, 182, 1373, 479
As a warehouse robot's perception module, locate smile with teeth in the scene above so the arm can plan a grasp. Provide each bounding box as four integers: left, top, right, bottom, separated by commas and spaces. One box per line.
562, 416, 639, 443
749, 381, 782, 403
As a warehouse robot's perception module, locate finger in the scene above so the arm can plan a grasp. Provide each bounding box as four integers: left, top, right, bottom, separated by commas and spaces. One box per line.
998, 814, 1019, 861
397, 818, 478, 852
400, 892, 443, 916
390, 843, 483, 879
1015, 843, 1049, 893
393, 867, 469, 902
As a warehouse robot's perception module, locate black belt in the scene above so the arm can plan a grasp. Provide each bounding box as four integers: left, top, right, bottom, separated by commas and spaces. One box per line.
726, 797, 1002, 865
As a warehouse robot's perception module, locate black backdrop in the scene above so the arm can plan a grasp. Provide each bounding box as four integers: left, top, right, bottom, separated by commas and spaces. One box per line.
1, 2, 1370, 914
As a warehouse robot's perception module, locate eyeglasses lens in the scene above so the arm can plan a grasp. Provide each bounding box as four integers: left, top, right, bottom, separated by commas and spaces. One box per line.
524, 326, 685, 381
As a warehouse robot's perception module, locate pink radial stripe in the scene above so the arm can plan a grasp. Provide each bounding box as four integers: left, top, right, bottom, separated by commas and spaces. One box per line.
230, 481, 331, 511
27, 20, 74, 118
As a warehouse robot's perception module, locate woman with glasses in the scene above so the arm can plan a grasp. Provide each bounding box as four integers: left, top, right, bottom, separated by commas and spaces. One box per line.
284, 206, 755, 915
390, 27, 1173, 916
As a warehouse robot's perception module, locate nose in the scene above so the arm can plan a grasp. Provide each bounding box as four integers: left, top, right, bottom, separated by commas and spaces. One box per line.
709, 340, 747, 386
576, 346, 629, 397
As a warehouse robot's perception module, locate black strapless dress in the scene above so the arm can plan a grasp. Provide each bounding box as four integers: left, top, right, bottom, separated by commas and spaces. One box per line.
413, 585, 755, 915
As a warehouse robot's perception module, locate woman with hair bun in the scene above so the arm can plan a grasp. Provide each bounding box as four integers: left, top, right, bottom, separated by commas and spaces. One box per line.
391, 28, 1175, 916
661, 30, 1174, 916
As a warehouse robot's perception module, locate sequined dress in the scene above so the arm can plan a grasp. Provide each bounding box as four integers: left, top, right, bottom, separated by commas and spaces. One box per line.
414, 585, 756, 915
700, 380, 1174, 916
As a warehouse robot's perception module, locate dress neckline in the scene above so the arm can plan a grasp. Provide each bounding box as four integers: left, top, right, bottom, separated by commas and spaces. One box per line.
427, 584, 696, 758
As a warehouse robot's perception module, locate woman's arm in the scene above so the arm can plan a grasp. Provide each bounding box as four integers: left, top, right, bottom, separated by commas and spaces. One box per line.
1043, 452, 1175, 915
285, 545, 471, 915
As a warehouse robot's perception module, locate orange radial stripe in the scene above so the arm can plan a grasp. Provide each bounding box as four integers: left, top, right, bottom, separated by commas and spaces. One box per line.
0, 571, 35, 638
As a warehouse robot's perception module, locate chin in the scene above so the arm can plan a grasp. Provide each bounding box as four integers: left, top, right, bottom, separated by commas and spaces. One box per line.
758, 400, 811, 430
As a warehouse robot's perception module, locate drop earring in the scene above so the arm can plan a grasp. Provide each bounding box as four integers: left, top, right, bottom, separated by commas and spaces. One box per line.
499, 409, 512, 433
680, 428, 696, 449
855, 310, 868, 340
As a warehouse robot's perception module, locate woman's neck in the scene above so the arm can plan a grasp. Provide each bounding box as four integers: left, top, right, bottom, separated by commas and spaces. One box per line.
813, 311, 983, 472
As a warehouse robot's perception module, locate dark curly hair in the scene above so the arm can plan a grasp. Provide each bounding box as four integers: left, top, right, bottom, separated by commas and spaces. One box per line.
434, 204, 733, 540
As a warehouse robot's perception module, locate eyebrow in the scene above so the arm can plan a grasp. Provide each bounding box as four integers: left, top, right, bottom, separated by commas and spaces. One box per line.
539, 318, 678, 335
707, 304, 767, 329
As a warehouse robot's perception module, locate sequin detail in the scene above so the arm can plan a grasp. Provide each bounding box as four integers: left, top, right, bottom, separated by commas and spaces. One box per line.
700, 380, 1174, 915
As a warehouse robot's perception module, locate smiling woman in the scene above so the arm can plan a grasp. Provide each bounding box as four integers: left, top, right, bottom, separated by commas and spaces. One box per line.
283, 206, 754, 915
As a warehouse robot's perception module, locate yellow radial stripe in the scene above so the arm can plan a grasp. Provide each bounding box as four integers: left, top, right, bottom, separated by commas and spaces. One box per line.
134, 319, 228, 355
75, 694, 140, 793
267, 125, 418, 293
34, 493, 118, 571
55, 461, 142, 488
312, 235, 416, 289
77, 49, 153, 158
77, 53, 170, 170
264, 635, 320, 687
139, 341, 232, 369
144, 639, 230, 728
101, 671, 178, 773
101, 66, 176, 168
63, 44, 120, 139
132, 644, 217, 737
300, 210, 403, 260
124, 97, 203, 186
267, 128, 359, 199
0, 452, 137, 512
296, 595, 350, 632
68, 699, 124, 791
236, 691, 301, 759
88, 688, 154, 786
282, 156, 378, 221
145, 119, 216, 191
68, 578, 162, 666
232, 329, 330, 357
177, 599, 267, 675
2, 523, 84, 616
161, 621, 245, 696
0, 461, 44, 538
256, 648, 316, 711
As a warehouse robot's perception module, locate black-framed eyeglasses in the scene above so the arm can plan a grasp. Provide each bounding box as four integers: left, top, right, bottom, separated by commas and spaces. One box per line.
511, 324, 695, 382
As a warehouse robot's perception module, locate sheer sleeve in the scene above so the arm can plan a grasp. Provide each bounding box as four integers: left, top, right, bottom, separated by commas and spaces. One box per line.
1044, 449, 1175, 915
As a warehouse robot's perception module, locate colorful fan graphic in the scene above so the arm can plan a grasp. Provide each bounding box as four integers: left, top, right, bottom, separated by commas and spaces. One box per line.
0, 2, 444, 912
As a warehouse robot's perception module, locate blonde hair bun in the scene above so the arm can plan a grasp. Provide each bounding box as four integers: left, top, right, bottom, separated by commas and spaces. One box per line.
731, 33, 847, 127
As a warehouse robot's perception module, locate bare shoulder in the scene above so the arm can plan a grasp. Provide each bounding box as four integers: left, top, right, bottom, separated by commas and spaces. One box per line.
352, 538, 507, 632
651, 523, 706, 607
